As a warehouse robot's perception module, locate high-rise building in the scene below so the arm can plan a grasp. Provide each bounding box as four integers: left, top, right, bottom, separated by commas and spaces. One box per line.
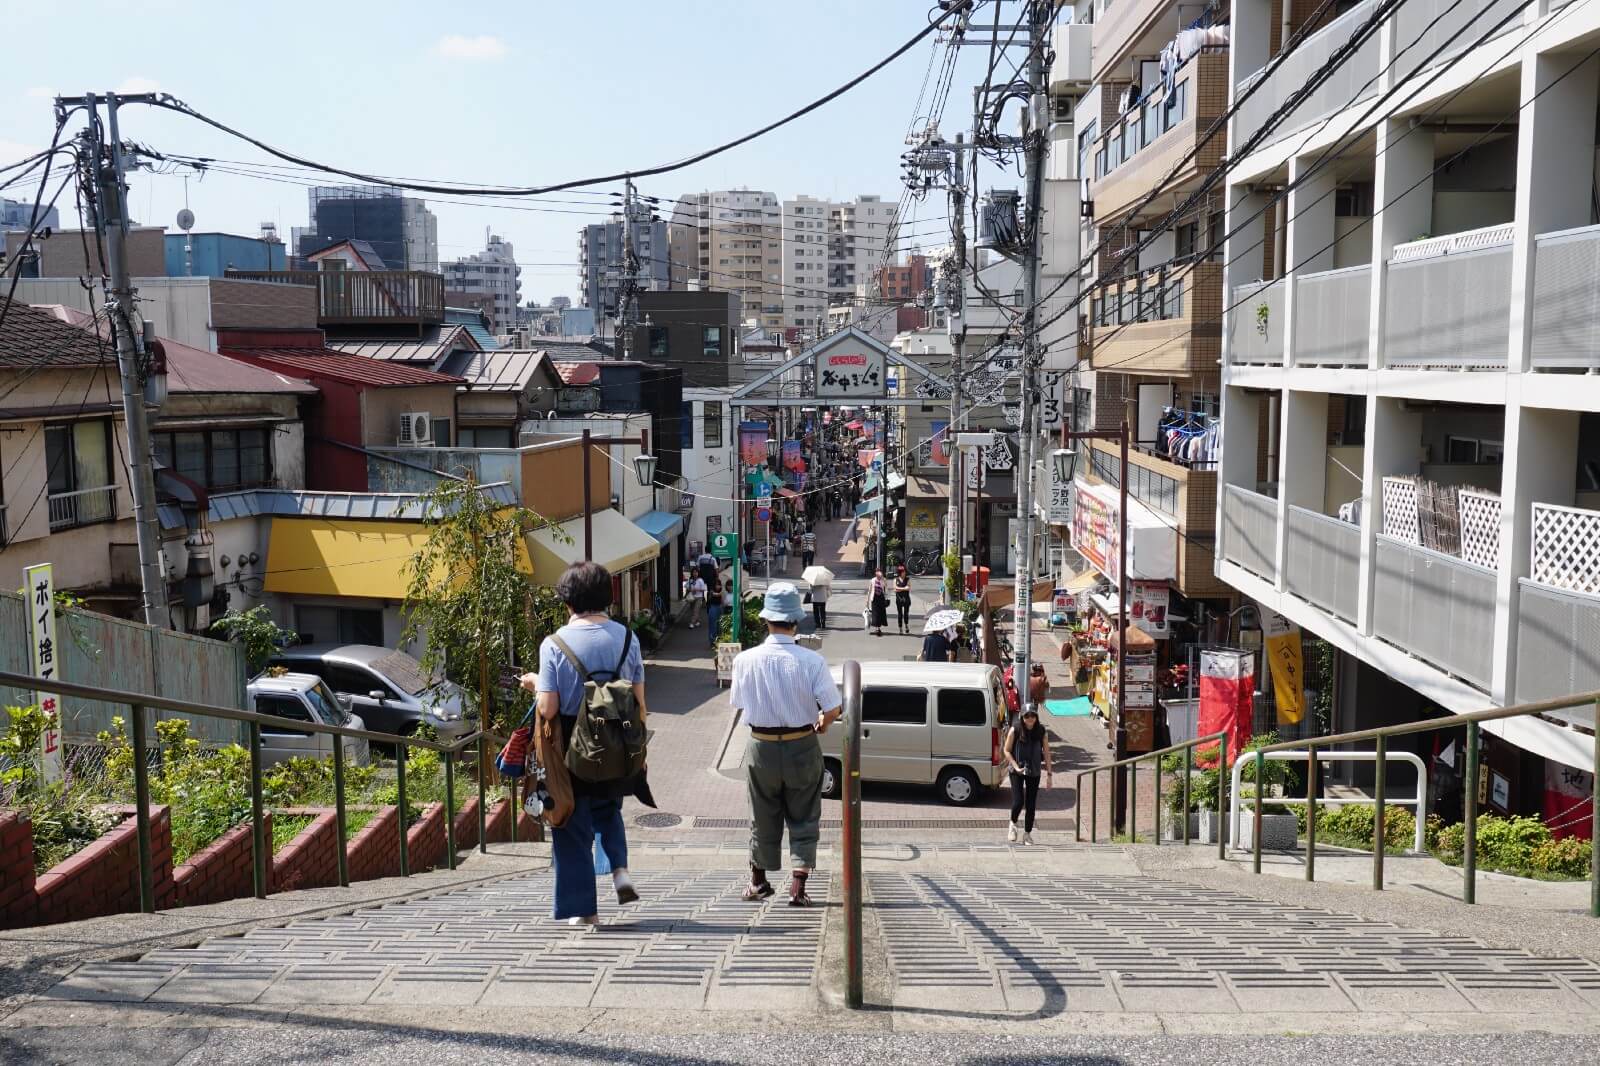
443, 233, 521, 333
781, 195, 898, 331
578, 204, 669, 316
294, 186, 437, 272
670, 189, 785, 331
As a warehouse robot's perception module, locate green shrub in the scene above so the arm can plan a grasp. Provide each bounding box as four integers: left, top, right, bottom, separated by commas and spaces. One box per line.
1436, 822, 1465, 865
1528, 836, 1592, 879
1474, 815, 1550, 871
271, 814, 314, 853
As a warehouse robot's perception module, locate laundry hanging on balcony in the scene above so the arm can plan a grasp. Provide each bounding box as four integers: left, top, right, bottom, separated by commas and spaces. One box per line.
1158, 19, 1229, 96
1155, 407, 1220, 466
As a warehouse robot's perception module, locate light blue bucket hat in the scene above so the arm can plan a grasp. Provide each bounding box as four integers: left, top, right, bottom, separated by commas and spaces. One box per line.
759, 582, 806, 623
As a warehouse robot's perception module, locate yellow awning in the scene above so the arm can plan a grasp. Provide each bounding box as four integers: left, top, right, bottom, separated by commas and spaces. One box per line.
526, 509, 660, 584
264, 517, 532, 599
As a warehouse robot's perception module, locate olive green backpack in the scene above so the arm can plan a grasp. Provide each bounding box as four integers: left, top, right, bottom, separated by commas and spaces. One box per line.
550, 631, 647, 783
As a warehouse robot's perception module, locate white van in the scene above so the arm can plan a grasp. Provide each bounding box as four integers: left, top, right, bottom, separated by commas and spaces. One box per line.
818, 662, 1007, 805
247, 672, 371, 768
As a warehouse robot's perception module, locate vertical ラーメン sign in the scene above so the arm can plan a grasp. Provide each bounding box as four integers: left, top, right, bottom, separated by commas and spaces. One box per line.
23, 562, 63, 783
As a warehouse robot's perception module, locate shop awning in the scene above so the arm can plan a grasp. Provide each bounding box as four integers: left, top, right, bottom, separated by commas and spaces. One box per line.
886, 471, 906, 492
1065, 569, 1101, 594
854, 497, 886, 518
263, 517, 530, 599
526, 509, 660, 584
863, 473, 881, 494
908, 475, 951, 499
633, 510, 685, 547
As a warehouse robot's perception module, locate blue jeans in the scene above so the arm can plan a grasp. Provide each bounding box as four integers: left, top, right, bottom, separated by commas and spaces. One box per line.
707, 603, 722, 646
551, 793, 628, 919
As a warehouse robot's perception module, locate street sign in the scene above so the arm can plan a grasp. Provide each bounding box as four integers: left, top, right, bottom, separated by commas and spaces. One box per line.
870, 458, 883, 473
23, 562, 62, 784
756, 507, 772, 524
710, 532, 740, 560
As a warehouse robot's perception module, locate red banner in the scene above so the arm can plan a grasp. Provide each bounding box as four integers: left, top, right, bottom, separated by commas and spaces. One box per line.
1197, 649, 1254, 767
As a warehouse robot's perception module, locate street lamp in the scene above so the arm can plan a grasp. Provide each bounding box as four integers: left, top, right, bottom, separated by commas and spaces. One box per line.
1050, 447, 1078, 485
632, 453, 658, 489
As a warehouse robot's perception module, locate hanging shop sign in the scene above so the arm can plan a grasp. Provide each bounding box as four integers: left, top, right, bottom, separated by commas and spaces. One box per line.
24, 562, 63, 784
1068, 480, 1177, 586
1129, 580, 1169, 639
813, 334, 887, 400
1040, 371, 1066, 430
738, 421, 769, 468
781, 440, 805, 474
1260, 609, 1305, 725
1047, 454, 1073, 526
965, 450, 987, 491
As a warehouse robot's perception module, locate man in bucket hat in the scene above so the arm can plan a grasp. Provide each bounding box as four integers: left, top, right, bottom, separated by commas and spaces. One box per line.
729, 581, 842, 906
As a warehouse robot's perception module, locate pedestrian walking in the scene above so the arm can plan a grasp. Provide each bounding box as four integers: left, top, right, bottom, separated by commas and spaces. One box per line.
892, 566, 912, 634
706, 580, 723, 647
800, 528, 817, 569
729, 583, 843, 906
810, 580, 829, 628
775, 529, 790, 574
686, 573, 708, 628
1005, 706, 1052, 844
1027, 661, 1050, 711
521, 562, 646, 925
868, 569, 889, 636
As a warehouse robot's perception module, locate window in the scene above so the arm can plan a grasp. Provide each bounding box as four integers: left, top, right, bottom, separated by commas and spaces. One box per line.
434, 418, 451, 447
45, 420, 115, 531
1207, 212, 1225, 260
154, 426, 275, 492
1176, 221, 1198, 260
937, 689, 988, 726
457, 426, 514, 448
256, 695, 313, 736
862, 687, 928, 725
702, 401, 723, 449
680, 400, 693, 449
702, 326, 722, 358
648, 326, 669, 358
293, 606, 384, 646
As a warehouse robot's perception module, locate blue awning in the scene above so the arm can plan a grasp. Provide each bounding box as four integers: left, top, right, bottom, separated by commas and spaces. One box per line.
854, 497, 885, 518
634, 510, 685, 546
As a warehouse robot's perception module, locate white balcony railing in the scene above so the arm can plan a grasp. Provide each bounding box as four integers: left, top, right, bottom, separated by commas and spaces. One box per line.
1286, 505, 1361, 623
1235, 0, 1381, 150
1373, 535, 1497, 690
1384, 224, 1513, 369
1227, 279, 1285, 365
1222, 485, 1279, 582
1515, 579, 1600, 704
1392, 0, 1525, 85
1531, 223, 1600, 371
1531, 502, 1600, 596
47, 485, 117, 531
1294, 264, 1370, 366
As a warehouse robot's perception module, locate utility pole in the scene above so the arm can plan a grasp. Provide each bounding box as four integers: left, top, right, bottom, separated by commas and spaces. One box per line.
945, 132, 967, 568
1011, 0, 1049, 711
76, 93, 169, 629
617, 178, 641, 360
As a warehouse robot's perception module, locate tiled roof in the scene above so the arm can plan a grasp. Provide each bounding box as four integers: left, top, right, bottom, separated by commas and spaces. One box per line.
325, 324, 480, 364
538, 340, 612, 361
220, 346, 464, 387
0, 299, 112, 369
158, 481, 518, 529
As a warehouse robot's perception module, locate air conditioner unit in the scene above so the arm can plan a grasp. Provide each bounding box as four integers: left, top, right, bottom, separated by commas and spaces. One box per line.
398, 411, 433, 446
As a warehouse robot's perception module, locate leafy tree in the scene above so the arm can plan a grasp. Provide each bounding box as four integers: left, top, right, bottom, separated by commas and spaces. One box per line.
210, 605, 296, 674
400, 478, 565, 732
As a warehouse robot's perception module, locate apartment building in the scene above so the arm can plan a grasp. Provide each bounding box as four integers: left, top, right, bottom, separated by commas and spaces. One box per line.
1215, 0, 1600, 816
670, 190, 785, 331
578, 206, 670, 316
781, 195, 899, 331
443, 234, 521, 333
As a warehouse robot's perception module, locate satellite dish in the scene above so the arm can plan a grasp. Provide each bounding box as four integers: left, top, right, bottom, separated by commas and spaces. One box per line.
176, 208, 195, 232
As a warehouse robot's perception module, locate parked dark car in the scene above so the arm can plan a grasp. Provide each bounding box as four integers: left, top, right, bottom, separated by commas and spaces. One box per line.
266, 644, 476, 744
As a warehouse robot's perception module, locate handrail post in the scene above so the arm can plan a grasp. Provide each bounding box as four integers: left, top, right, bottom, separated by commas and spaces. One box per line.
332, 734, 350, 888
129, 703, 155, 914
1216, 735, 1228, 860
1182, 743, 1192, 846
1373, 733, 1386, 891
1591, 700, 1599, 917
445, 745, 457, 871
1090, 770, 1099, 843
1252, 749, 1263, 875
1305, 745, 1318, 882
1153, 754, 1162, 846
248, 722, 267, 899
1464, 721, 1480, 905
396, 742, 410, 876
1130, 758, 1138, 843
478, 735, 487, 853
1074, 773, 1083, 842
841, 660, 864, 1010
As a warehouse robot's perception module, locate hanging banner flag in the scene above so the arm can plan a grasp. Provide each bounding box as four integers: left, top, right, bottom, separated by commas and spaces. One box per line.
1544, 764, 1594, 840
857, 448, 881, 470
1197, 649, 1254, 767
1260, 609, 1306, 725
24, 563, 63, 784
738, 421, 769, 469
928, 420, 952, 467
781, 440, 805, 474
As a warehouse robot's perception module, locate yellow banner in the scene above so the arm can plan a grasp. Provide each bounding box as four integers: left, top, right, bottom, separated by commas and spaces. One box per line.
1261, 610, 1305, 725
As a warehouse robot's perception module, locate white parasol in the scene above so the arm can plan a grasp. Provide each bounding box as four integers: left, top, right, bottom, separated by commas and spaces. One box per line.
802, 565, 835, 586
923, 608, 963, 634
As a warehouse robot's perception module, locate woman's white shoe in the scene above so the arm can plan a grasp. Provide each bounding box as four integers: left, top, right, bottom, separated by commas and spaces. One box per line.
1007, 823, 1019, 843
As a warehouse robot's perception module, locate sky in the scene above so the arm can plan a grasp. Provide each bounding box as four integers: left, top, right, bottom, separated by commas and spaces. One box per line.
0, 0, 1005, 305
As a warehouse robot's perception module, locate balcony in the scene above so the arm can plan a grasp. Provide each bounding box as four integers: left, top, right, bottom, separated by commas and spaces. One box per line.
226, 270, 445, 326
1091, 0, 1187, 84
1383, 225, 1512, 369
1531, 223, 1600, 371
1392, 0, 1523, 85
1516, 503, 1600, 702
1221, 484, 1278, 583
1235, 0, 1380, 151
1091, 54, 1227, 223
1373, 535, 1496, 690
48, 485, 118, 532
1087, 261, 1221, 375
1293, 265, 1370, 367
1285, 505, 1360, 622
1227, 277, 1284, 366
1084, 437, 1225, 597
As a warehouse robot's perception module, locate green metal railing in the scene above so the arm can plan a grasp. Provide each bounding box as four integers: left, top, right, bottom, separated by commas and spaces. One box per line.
0, 668, 510, 915
1076, 731, 1230, 858
1235, 691, 1600, 912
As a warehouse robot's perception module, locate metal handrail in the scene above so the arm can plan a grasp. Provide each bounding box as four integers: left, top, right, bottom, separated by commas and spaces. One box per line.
1076, 731, 1229, 859
840, 660, 863, 1010
0, 668, 512, 916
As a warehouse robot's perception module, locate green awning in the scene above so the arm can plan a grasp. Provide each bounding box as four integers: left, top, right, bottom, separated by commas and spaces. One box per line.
854, 497, 885, 518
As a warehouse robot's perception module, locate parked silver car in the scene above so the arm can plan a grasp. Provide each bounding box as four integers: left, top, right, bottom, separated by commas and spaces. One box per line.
246, 672, 370, 768
266, 644, 477, 744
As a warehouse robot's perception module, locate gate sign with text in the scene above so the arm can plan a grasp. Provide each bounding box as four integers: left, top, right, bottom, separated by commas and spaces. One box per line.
24, 563, 63, 784
813, 335, 886, 400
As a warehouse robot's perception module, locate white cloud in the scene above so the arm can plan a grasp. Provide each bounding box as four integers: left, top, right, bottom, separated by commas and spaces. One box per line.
0, 139, 40, 167
115, 76, 161, 95
24, 86, 55, 100
434, 34, 507, 61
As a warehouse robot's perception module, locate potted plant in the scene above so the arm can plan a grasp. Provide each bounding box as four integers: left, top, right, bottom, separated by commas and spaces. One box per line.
1161, 733, 1300, 846
629, 611, 662, 654
1254, 302, 1271, 339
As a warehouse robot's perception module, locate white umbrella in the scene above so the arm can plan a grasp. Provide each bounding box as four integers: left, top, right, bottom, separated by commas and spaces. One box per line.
802, 565, 835, 585
923, 608, 963, 634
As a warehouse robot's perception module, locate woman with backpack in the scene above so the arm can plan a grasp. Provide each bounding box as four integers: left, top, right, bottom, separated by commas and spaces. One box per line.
521, 561, 648, 928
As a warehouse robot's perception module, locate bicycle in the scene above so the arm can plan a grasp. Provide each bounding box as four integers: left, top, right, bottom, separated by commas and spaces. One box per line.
906, 548, 938, 576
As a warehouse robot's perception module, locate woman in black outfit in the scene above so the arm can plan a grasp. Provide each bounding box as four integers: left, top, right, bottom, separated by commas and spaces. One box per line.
1004, 707, 1052, 844
868, 569, 889, 636
892, 566, 912, 633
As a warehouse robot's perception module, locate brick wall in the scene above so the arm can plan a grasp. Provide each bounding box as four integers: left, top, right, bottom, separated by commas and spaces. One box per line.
173, 817, 263, 909
28, 806, 175, 928
0, 812, 37, 927
210, 278, 318, 330
346, 806, 401, 883
452, 796, 483, 852
405, 803, 446, 874
270, 809, 341, 894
